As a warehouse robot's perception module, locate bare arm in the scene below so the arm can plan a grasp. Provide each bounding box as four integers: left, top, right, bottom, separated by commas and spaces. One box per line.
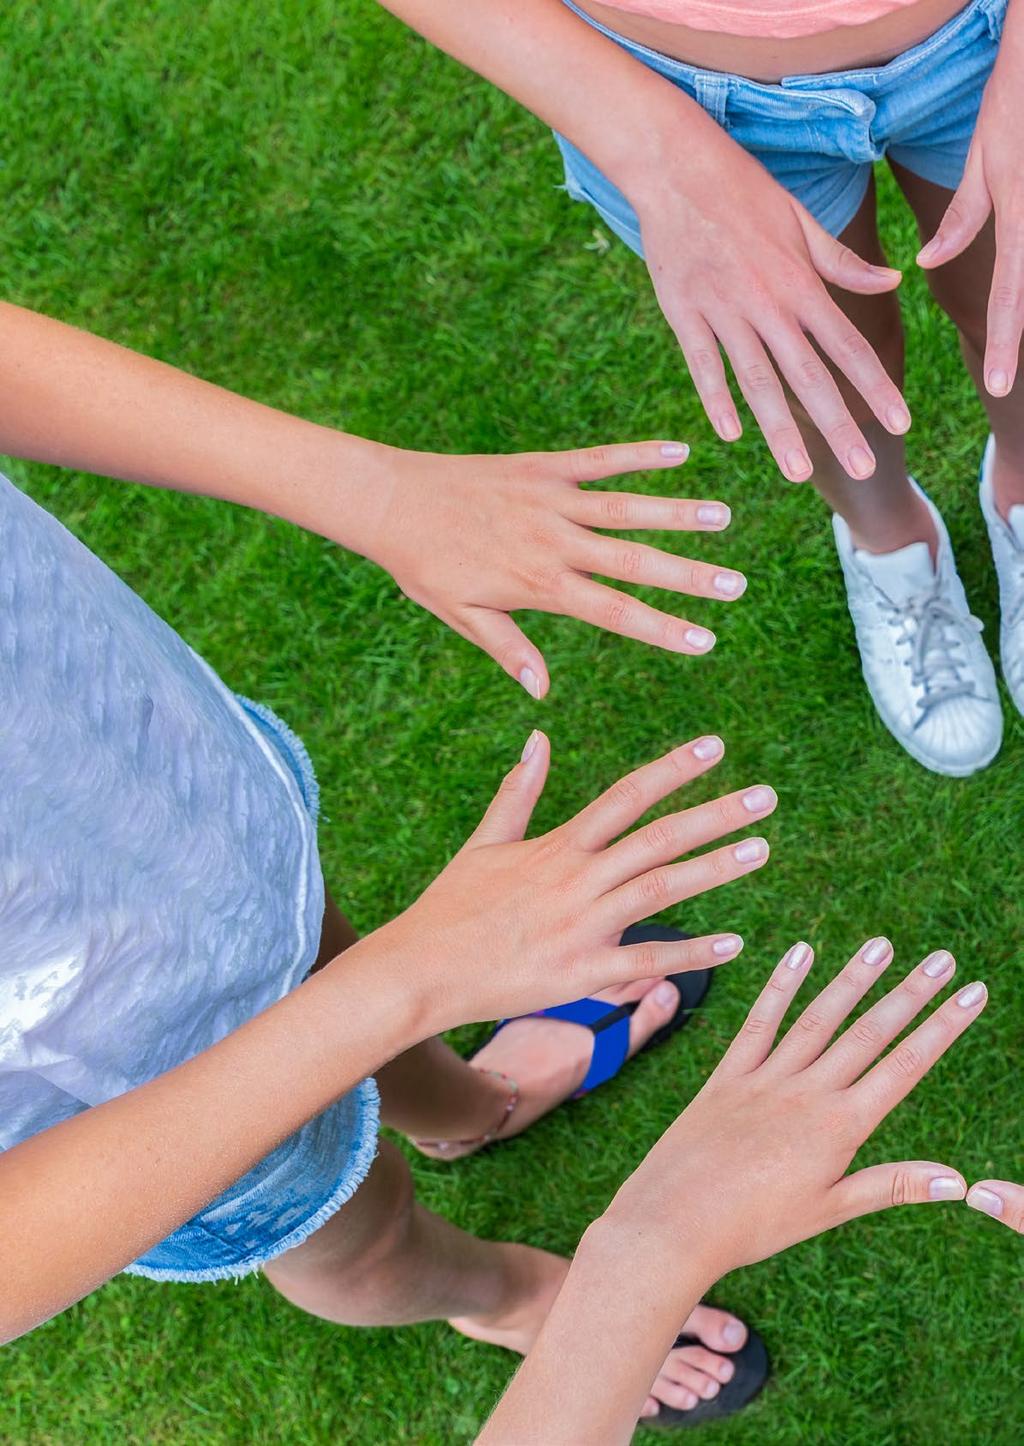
379, 0, 910, 482
1, 729, 776, 1344
0, 941, 422, 1345
0, 300, 745, 692
482, 938, 986, 1443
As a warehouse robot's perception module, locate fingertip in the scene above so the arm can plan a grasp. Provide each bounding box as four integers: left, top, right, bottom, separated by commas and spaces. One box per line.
781, 940, 813, 972
966, 1183, 1005, 1218
711, 933, 744, 960
715, 413, 742, 443
517, 664, 545, 700
683, 625, 716, 654
696, 501, 731, 530
658, 441, 690, 463
927, 1171, 967, 1202
986, 368, 1012, 398
690, 733, 724, 762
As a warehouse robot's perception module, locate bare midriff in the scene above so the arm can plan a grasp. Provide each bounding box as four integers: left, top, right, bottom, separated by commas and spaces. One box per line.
578, 0, 970, 80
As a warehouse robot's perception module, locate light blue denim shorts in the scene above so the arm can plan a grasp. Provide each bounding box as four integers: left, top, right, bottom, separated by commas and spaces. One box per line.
557, 0, 1008, 245
125, 698, 380, 1284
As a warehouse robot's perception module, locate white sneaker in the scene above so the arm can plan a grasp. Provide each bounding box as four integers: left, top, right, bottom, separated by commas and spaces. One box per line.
832, 482, 1002, 776
979, 434, 1024, 714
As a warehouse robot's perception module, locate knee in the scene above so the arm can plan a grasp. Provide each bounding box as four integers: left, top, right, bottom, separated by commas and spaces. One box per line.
263, 1141, 415, 1316
926, 276, 988, 359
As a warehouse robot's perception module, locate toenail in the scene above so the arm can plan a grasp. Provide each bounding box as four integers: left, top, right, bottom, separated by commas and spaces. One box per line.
719, 1359, 735, 1382
655, 981, 677, 1007
702, 1380, 720, 1399
681, 1391, 697, 1409
723, 1320, 745, 1347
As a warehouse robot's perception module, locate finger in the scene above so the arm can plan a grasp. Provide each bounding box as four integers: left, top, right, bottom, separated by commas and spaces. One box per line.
716, 941, 814, 1076
716, 322, 814, 482
596, 835, 770, 935
673, 312, 743, 442
559, 575, 716, 655
804, 300, 911, 437
593, 783, 777, 891
849, 980, 988, 1130
966, 1181, 1024, 1232
553, 439, 691, 486
765, 324, 877, 479
565, 490, 732, 534
830, 1161, 968, 1226
467, 730, 551, 847
599, 930, 745, 988
800, 210, 903, 295
584, 535, 746, 602
769, 936, 895, 1073
569, 735, 725, 851
452, 606, 549, 700
916, 158, 992, 270
984, 217, 1024, 396
813, 949, 956, 1086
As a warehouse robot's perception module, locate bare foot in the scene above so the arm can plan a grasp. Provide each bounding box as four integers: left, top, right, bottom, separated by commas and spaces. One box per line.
450, 1246, 747, 1416
414, 976, 682, 1160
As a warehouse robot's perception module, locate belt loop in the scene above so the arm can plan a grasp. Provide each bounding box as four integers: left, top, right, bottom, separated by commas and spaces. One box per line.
978, 0, 1008, 37
693, 73, 729, 128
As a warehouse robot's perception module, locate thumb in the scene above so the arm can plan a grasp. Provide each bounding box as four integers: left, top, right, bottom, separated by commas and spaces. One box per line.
832, 1161, 967, 1224
917, 156, 991, 268
798, 209, 903, 295
965, 1180, 1024, 1233
468, 730, 551, 846
455, 605, 549, 700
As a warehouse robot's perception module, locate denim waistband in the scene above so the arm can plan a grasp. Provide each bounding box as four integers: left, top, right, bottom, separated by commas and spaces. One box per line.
561, 0, 1006, 101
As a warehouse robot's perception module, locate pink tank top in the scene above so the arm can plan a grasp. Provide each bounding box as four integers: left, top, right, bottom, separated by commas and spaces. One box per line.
596, 0, 927, 37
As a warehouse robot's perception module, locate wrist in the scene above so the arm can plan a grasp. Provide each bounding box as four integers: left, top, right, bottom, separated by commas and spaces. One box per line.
588, 1195, 729, 1297
316, 925, 442, 1061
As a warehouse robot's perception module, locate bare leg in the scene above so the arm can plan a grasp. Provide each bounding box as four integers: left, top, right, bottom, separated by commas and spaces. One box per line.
797, 176, 936, 555
891, 161, 1024, 518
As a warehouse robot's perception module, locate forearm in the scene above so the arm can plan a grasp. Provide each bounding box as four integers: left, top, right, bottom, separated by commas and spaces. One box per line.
480, 1214, 716, 1445
0, 301, 398, 555
377, 0, 724, 201
0, 937, 430, 1344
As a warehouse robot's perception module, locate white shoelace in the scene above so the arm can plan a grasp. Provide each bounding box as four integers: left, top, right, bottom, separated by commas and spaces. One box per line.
877, 586, 984, 725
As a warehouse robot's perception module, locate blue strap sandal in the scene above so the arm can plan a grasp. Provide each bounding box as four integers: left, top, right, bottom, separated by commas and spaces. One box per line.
414, 923, 711, 1155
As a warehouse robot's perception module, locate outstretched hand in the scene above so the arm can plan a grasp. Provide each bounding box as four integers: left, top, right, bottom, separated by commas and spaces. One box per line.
604, 937, 987, 1279
362, 731, 776, 1035
362, 440, 743, 696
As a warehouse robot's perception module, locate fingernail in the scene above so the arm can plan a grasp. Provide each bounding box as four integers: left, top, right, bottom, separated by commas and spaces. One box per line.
987, 369, 1010, 397
713, 934, 743, 958
713, 571, 747, 598
660, 442, 689, 459
697, 502, 730, 528
734, 837, 768, 865
862, 937, 891, 967
783, 941, 811, 971
785, 449, 812, 480
521, 730, 539, 763
518, 666, 541, 699
956, 981, 986, 1008
741, 784, 776, 813
966, 1185, 1004, 1217
922, 950, 954, 979
719, 415, 742, 442
685, 626, 715, 652
722, 1320, 745, 1348
692, 734, 724, 761
872, 263, 902, 278
929, 1176, 966, 1201
917, 241, 939, 264
848, 445, 875, 479
886, 405, 911, 433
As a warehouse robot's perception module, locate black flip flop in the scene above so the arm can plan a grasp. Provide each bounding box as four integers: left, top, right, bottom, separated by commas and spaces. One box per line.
473, 921, 711, 1098
641, 1324, 770, 1429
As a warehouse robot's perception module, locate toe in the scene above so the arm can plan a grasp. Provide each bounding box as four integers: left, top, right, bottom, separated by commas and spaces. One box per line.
685, 1303, 748, 1354
625, 978, 679, 1057
667, 1342, 735, 1384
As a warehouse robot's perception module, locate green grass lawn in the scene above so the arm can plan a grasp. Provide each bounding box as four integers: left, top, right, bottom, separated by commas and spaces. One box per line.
2, 1, 1023, 1441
